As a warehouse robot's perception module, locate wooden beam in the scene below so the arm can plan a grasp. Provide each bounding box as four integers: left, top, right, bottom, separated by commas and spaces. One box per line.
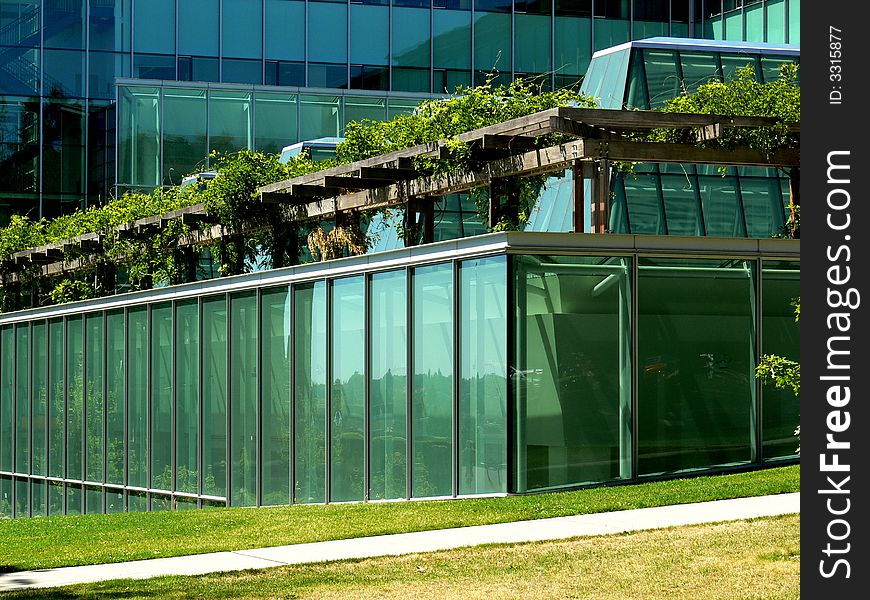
581, 139, 800, 167
358, 166, 420, 181
323, 176, 388, 190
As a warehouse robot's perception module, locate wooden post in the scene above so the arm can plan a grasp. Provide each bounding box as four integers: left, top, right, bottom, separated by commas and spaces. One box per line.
421, 196, 436, 244
590, 159, 611, 234
488, 178, 502, 229
572, 159, 584, 233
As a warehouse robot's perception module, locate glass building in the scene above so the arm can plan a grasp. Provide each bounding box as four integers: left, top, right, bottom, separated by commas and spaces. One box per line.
0, 232, 799, 517
1, 0, 800, 222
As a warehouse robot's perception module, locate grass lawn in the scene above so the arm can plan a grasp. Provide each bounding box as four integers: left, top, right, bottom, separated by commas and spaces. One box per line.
2, 515, 801, 599
0, 464, 798, 572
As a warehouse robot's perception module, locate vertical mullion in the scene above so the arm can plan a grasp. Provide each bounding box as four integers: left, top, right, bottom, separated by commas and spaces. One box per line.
452, 260, 460, 497
124, 308, 129, 510
62, 317, 68, 513
289, 285, 296, 504
197, 298, 204, 505
363, 275, 371, 501
256, 289, 263, 507
102, 311, 108, 513
146, 304, 152, 508
44, 319, 49, 507
81, 317, 86, 488
325, 279, 332, 503
171, 301, 177, 501
405, 266, 413, 500
225, 293, 232, 506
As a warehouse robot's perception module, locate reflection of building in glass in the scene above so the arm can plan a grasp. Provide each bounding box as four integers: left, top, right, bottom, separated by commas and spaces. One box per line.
1, 1, 801, 223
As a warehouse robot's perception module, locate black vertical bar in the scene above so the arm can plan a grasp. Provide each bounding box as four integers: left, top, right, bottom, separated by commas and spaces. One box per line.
289, 285, 296, 505
197, 298, 204, 503
405, 266, 413, 500
631, 254, 639, 481
146, 304, 152, 509
171, 302, 177, 503
363, 275, 371, 502
325, 279, 332, 504
102, 311, 108, 513
505, 254, 515, 494
256, 289, 263, 508
452, 260, 461, 497
225, 293, 232, 507
123, 308, 129, 511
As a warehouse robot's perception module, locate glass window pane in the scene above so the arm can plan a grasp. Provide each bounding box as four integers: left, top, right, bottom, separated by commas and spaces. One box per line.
262, 288, 291, 506
513, 256, 631, 492
85, 314, 103, 483
14, 325, 28, 474
330, 277, 366, 502
0, 475, 9, 517
660, 172, 704, 236
788, 0, 800, 44
128, 490, 147, 512
593, 16, 629, 51
642, 50, 680, 108
299, 95, 341, 140
151, 303, 172, 491
266, 0, 305, 61
459, 256, 507, 495
720, 54, 760, 82
163, 88, 207, 186
0, 48, 40, 96
133, 0, 175, 54
48, 480, 63, 515
48, 320, 64, 478
474, 12, 510, 73
89, 0, 131, 53
554, 16, 591, 79
178, 0, 219, 56
745, 2, 764, 42
209, 91, 252, 155
222, 58, 263, 85
106, 488, 125, 513
392, 8, 430, 68
740, 171, 786, 238
128, 307, 148, 489
43, 0, 85, 50
133, 53, 175, 79
679, 52, 721, 94
307, 63, 348, 89
433, 10, 471, 70
0, 0, 40, 48
351, 5, 389, 66
698, 171, 746, 237
43, 49, 85, 98
343, 96, 385, 127
66, 317, 83, 481
15, 477, 28, 517
202, 296, 228, 498
309, 4, 347, 64
118, 86, 161, 187
294, 281, 327, 504
176, 300, 199, 494
89, 51, 131, 100
412, 263, 453, 498
632, 0, 669, 39
66, 483, 82, 514
761, 261, 800, 460
515, 14, 551, 75
32, 479, 46, 516
32, 322, 46, 476
85, 485, 103, 514
106, 311, 125, 486
255, 93, 298, 154
223, 0, 263, 58
0, 327, 11, 473
370, 271, 407, 500
624, 170, 665, 235
638, 258, 756, 476
230, 292, 258, 507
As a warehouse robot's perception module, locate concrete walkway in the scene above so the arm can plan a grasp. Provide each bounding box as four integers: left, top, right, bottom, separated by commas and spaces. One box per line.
0, 492, 799, 592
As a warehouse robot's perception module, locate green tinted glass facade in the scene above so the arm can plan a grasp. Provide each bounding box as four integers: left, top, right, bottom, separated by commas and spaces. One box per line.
0, 233, 797, 517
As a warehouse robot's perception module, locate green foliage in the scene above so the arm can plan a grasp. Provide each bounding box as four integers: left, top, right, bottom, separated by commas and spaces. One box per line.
654, 63, 800, 156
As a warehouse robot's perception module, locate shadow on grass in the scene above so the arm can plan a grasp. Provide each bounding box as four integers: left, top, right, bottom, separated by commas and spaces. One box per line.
1, 589, 148, 599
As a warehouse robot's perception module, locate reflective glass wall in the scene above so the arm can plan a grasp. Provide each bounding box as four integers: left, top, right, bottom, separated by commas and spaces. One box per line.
0, 251, 509, 516
2, 0, 800, 223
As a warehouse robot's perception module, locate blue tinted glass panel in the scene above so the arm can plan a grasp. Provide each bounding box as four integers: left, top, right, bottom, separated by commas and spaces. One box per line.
106, 311, 125, 486
344, 96, 386, 126
515, 14, 551, 74
351, 6, 389, 65
66, 317, 83, 481
151, 304, 172, 491
262, 288, 291, 506
202, 297, 228, 498
643, 50, 680, 108
133, 53, 176, 79
178, 0, 218, 56
133, 0, 175, 54
698, 172, 746, 237
740, 172, 786, 238
594, 18, 629, 51
175, 301, 199, 494
43, 49, 85, 98
0, 0, 40, 48
554, 17, 591, 78
230, 292, 258, 507
89, 0, 131, 52
299, 95, 341, 140
162, 88, 208, 185
266, 0, 306, 61
392, 8, 430, 68
223, 0, 263, 58
118, 86, 160, 187
680, 52, 721, 93
788, 0, 799, 43
474, 12, 510, 73
89, 51, 131, 99
309, 4, 348, 63
43, 0, 85, 50
659, 171, 703, 236
745, 3, 764, 42
433, 10, 471, 70
222, 59, 263, 85
127, 308, 148, 488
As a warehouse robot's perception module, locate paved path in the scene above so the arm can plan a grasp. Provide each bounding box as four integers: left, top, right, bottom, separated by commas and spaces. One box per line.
0, 492, 799, 592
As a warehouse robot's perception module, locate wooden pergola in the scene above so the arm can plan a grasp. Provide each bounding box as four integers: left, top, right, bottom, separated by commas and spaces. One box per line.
259, 105, 799, 238
2, 106, 798, 279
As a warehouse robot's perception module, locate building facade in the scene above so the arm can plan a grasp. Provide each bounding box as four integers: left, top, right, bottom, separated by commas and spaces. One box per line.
1, 0, 800, 222
0, 233, 799, 517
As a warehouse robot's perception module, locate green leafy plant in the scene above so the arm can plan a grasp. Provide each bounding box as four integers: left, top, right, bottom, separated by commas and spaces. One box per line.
756, 297, 800, 451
